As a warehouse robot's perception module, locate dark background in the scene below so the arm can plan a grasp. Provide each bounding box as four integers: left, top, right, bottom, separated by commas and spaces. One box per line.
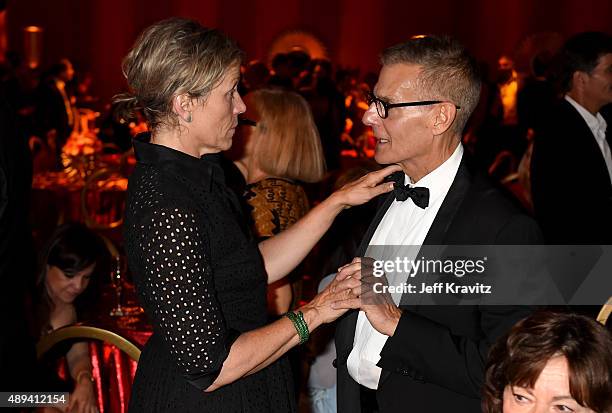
5, 0, 612, 103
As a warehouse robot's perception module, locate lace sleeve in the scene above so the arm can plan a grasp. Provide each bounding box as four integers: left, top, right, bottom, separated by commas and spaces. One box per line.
133, 205, 238, 390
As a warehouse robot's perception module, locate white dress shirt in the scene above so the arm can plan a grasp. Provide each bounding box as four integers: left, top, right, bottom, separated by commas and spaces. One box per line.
565, 95, 612, 184
347, 144, 464, 389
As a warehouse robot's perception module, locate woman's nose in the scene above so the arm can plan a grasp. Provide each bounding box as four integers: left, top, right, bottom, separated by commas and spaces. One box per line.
235, 94, 246, 115
72, 276, 87, 293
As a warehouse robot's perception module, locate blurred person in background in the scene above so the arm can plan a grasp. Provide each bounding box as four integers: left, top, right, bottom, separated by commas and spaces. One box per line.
240, 60, 270, 95
531, 31, 612, 244
234, 87, 326, 315
300, 59, 345, 170
34, 58, 76, 168
30, 223, 107, 413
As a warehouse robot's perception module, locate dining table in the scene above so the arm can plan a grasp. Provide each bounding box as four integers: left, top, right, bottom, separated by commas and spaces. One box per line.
30, 153, 131, 245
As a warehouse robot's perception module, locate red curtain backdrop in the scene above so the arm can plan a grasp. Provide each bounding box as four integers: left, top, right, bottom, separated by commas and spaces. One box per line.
7, 0, 611, 104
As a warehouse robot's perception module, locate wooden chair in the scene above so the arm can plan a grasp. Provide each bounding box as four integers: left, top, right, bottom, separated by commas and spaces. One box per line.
38, 325, 142, 413
37, 325, 141, 362
596, 296, 612, 326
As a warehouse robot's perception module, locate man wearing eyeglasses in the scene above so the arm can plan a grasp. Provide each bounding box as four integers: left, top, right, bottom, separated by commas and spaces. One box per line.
333, 36, 541, 412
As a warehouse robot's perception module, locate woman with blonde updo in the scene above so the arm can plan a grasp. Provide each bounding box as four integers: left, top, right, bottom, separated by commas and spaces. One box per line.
118, 18, 400, 412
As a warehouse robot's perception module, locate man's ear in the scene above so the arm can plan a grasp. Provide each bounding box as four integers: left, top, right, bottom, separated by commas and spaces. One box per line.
572, 71, 587, 91
172, 94, 195, 123
431, 103, 457, 135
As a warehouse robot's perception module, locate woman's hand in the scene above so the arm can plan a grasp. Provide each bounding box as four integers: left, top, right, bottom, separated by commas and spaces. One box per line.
258, 164, 401, 286
329, 164, 402, 210
331, 257, 402, 337
299, 274, 357, 329
66, 376, 97, 413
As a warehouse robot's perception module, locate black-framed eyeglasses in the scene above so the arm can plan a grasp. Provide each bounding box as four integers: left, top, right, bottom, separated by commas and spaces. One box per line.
366, 92, 460, 119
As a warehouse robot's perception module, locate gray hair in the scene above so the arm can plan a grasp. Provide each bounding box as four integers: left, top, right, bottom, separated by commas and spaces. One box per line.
381, 35, 481, 135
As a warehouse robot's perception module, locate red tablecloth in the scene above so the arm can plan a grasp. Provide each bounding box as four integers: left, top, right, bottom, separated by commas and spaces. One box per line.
89, 320, 151, 413
86, 285, 151, 413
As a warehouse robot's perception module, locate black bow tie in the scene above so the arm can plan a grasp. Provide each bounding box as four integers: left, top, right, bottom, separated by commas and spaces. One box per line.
393, 182, 430, 208
384, 170, 430, 208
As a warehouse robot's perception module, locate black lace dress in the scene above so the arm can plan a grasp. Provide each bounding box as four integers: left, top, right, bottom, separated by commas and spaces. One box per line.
124, 134, 296, 412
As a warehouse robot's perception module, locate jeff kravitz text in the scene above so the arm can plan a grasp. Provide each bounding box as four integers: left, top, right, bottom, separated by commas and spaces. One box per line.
373, 282, 492, 294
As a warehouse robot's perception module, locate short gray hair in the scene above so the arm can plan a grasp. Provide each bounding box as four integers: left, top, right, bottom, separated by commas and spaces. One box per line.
381, 35, 481, 135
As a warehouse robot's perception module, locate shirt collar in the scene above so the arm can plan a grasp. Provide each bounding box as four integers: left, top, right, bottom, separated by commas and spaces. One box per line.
133, 132, 225, 191
405, 143, 464, 204
565, 95, 607, 140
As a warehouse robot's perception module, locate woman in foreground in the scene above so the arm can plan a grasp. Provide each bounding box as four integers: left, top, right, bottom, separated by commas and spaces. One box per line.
118, 18, 399, 412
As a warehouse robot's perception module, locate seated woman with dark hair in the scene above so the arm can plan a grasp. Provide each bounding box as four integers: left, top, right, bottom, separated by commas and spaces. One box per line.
31, 223, 107, 413
483, 311, 612, 413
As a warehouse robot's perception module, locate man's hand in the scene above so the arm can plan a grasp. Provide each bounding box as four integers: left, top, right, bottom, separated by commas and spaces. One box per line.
331, 257, 402, 336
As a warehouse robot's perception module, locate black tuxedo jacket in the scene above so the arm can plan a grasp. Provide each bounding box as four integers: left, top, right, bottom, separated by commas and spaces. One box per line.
335, 156, 541, 413
531, 99, 612, 244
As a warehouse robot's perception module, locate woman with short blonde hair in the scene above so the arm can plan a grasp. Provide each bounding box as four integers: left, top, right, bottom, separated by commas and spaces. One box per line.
247, 88, 325, 183
236, 88, 326, 314
119, 18, 400, 412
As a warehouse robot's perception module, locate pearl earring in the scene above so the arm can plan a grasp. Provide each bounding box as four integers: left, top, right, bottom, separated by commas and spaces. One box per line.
185, 111, 192, 123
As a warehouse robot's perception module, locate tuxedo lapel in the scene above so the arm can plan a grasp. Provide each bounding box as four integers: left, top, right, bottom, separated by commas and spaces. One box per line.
422, 157, 472, 246
395, 156, 472, 310
356, 191, 395, 256
563, 100, 612, 189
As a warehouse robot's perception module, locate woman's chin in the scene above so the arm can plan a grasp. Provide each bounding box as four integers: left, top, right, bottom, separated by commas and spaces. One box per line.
223, 136, 234, 151
61, 294, 78, 304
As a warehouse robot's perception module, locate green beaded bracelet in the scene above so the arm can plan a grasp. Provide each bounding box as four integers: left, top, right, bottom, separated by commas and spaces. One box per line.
286, 310, 310, 344
294, 311, 309, 344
